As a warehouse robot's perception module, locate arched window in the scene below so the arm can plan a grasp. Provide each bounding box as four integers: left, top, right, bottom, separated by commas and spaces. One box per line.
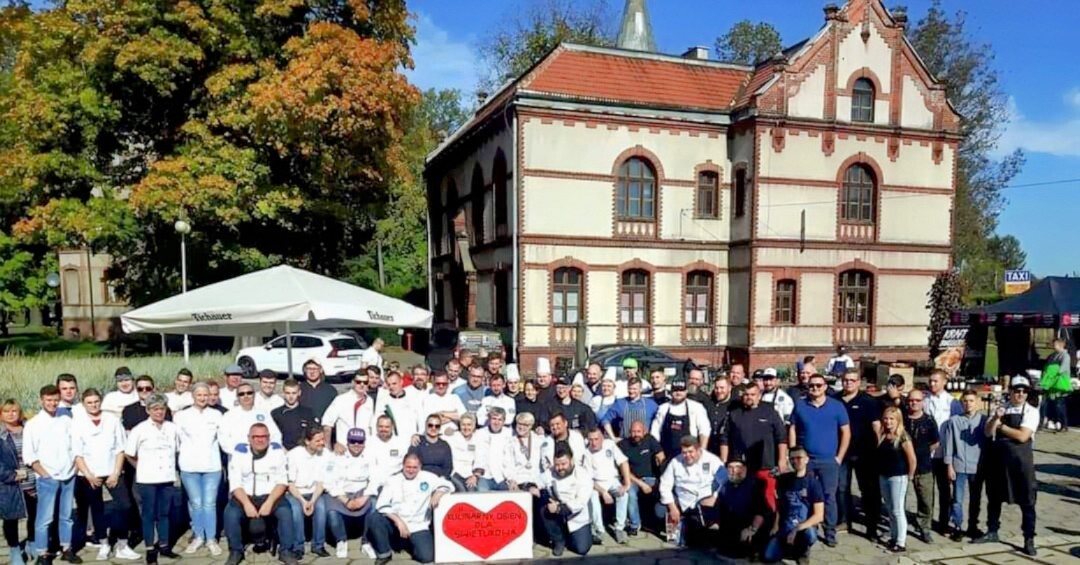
852, 78, 875, 123
444, 179, 458, 254
620, 270, 650, 325
696, 171, 719, 219
470, 163, 486, 244
685, 271, 713, 325
841, 165, 875, 223
552, 268, 583, 325
774, 279, 796, 324
616, 158, 656, 220
837, 270, 873, 325
493, 151, 509, 237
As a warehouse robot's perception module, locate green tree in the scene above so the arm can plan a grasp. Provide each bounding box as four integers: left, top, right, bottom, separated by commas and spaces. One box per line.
714, 20, 783, 65
907, 1, 1026, 301
3, 0, 419, 307
987, 234, 1026, 270
0, 231, 55, 335
476, 0, 615, 94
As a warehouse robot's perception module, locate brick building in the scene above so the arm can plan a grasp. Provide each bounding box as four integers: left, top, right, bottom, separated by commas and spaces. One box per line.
424, 0, 960, 371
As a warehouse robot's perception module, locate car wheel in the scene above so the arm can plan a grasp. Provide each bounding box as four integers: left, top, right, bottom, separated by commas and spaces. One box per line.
237, 356, 257, 378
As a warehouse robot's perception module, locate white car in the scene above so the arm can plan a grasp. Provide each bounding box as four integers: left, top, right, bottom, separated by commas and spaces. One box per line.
236, 330, 366, 382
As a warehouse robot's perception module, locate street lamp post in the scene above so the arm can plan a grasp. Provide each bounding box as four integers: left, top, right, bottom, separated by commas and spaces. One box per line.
175, 219, 192, 365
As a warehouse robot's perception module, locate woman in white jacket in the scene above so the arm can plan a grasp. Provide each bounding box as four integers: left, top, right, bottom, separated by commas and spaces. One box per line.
173, 383, 224, 556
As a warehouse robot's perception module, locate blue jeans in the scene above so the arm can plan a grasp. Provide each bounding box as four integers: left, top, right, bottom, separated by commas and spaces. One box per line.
809, 457, 840, 541
763, 527, 816, 562
626, 477, 657, 529
949, 472, 983, 532
135, 483, 176, 549
180, 471, 222, 541
34, 476, 75, 554
328, 500, 370, 542
474, 477, 499, 492
589, 488, 629, 533
223, 495, 294, 552
365, 512, 435, 563
880, 475, 909, 547
287, 493, 328, 552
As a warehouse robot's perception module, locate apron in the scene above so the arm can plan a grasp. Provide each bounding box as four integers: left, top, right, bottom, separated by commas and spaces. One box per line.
988, 406, 1036, 506
660, 407, 690, 459
325, 493, 371, 517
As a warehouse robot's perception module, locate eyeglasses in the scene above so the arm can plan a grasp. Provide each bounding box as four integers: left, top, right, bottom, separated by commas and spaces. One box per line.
434, 381, 449, 387
250, 434, 270, 439
136, 386, 154, 392
237, 391, 255, 397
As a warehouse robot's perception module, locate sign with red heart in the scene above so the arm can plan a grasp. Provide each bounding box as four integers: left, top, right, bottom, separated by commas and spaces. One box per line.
435, 493, 533, 562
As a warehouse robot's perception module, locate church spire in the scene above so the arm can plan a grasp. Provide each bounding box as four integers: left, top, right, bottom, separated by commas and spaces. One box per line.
616, 0, 657, 52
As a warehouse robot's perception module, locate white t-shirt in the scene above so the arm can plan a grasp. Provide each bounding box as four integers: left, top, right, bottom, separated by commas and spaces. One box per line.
101, 390, 139, 416
124, 420, 179, 484
1001, 402, 1040, 436
255, 392, 285, 413
360, 347, 383, 373
219, 387, 241, 411
420, 392, 467, 433
585, 439, 628, 489
166, 391, 193, 413
173, 406, 224, 473
286, 446, 331, 496
375, 470, 452, 533
445, 431, 479, 478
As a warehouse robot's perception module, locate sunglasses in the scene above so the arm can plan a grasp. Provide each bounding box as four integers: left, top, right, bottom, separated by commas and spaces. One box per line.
809, 383, 826, 389
250, 434, 269, 439
353, 380, 368, 385
136, 386, 154, 392
427, 423, 441, 428
434, 382, 449, 386
237, 391, 255, 397
347, 440, 365, 445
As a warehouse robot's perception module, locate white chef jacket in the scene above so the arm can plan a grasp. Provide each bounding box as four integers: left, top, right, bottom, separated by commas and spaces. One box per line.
476, 393, 516, 427
540, 430, 588, 473
925, 390, 960, 458
219, 387, 240, 410
761, 388, 795, 423
71, 411, 125, 478
447, 377, 466, 393
228, 443, 288, 497
101, 390, 138, 416
166, 391, 194, 413
545, 465, 594, 532
375, 470, 451, 534
322, 390, 375, 446
220, 407, 282, 455
659, 450, 723, 510
326, 451, 372, 497
366, 435, 410, 491
585, 439, 628, 489
255, 393, 285, 413
286, 446, 331, 496
420, 392, 467, 433
373, 391, 420, 438
359, 347, 383, 374
445, 432, 479, 478
124, 420, 180, 484
23, 409, 75, 480
502, 433, 543, 486
472, 427, 512, 481
651, 399, 711, 443
173, 406, 224, 473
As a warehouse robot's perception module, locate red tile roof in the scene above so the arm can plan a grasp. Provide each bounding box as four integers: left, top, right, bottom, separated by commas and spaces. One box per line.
521, 47, 752, 112
735, 62, 779, 108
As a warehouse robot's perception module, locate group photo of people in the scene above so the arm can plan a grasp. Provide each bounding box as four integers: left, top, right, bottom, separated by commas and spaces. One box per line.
0, 344, 1049, 565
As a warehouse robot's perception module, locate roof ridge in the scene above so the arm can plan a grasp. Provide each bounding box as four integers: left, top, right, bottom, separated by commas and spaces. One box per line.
562, 43, 755, 72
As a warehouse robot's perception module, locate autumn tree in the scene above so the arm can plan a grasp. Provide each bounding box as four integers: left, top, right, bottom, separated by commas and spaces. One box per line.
907, 1, 1026, 302
2, 0, 420, 307
476, 0, 615, 94
715, 20, 783, 65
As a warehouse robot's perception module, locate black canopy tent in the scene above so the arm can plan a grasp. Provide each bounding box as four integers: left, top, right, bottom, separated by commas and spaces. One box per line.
952, 276, 1080, 377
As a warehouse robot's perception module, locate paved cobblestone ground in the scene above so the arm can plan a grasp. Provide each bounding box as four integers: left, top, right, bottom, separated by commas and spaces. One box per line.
3, 430, 1077, 564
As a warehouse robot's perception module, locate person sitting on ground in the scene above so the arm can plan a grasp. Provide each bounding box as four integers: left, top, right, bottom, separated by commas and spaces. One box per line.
326, 428, 376, 559
223, 423, 297, 565
715, 457, 768, 558
365, 453, 451, 565
284, 427, 332, 558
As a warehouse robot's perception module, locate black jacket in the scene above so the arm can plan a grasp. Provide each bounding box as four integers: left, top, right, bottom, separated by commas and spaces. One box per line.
272, 404, 318, 450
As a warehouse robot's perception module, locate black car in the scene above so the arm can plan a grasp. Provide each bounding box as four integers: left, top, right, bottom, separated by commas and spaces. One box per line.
587, 344, 695, 381
424, 328, 506, 372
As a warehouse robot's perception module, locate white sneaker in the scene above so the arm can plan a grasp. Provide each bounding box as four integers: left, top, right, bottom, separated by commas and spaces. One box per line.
336, 541, 349, 558
185, 536, 204, 554
96, 544, 111, 561
206, 540, 223, 556
114, 542, 141, 561
361, 542, 377, 559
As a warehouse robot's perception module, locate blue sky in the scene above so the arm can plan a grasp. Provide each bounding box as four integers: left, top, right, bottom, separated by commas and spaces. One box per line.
406, 0, 1080, 277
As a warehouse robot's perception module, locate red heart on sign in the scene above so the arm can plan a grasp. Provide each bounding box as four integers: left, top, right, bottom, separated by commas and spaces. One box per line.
442, 501, 528, 559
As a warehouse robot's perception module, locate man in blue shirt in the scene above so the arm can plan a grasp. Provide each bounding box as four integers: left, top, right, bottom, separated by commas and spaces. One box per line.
789, 374, 850, 547
601, 378, 657, 440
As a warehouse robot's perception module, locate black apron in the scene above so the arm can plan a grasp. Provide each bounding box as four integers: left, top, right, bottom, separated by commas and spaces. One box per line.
660, 406, 690, 459
988, 405, 1036, 506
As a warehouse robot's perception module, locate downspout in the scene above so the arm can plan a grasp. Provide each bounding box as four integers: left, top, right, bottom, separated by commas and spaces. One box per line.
509, 108, 520, 362
426, 175, 434, 318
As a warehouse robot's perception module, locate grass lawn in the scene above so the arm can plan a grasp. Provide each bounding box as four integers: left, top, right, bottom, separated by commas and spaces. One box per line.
0, 332, 108, 355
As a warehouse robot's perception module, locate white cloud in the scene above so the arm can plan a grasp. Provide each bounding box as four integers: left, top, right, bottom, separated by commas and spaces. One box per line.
997, 92, 1080, 158
405, 13, 481, 95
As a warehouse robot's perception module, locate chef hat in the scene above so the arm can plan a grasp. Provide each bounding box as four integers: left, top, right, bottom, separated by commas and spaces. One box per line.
506, 364, 522, 382
603, 367, 618, 382
537, 357, 551, 375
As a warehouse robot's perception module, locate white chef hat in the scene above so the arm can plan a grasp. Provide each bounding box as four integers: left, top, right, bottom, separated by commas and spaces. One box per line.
537, 356, 551, 376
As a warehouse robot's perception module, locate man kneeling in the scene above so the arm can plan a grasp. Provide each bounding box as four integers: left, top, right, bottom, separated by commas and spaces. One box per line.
658, 435, 725, 547
764, 446, 824, 564
224, 423, 297, 565
539, 443, 594, 556
366, 453, 451, 564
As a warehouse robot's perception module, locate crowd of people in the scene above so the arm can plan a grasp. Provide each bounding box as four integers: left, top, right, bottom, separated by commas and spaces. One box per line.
0, 344, 1045, 565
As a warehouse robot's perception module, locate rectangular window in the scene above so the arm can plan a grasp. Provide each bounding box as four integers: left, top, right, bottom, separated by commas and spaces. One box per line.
696, 172, 719, 218
734, 169, 747, 218
774, 280, 796, 324
684, 272, 712, 325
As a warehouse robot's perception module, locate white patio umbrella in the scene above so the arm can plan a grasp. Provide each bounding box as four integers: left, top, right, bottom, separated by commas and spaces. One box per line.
122, 265, 433, 374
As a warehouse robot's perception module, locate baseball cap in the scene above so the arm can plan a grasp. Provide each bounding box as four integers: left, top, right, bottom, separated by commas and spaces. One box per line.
114, 366, 133, 380
346, 428, 366, 444
622, 358, 638, 369
1010, 375, 1032, 390
556, 374, 572, 386
670, 379, 688, 391
762, 368, 778, 379
224, 364, 244, 375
